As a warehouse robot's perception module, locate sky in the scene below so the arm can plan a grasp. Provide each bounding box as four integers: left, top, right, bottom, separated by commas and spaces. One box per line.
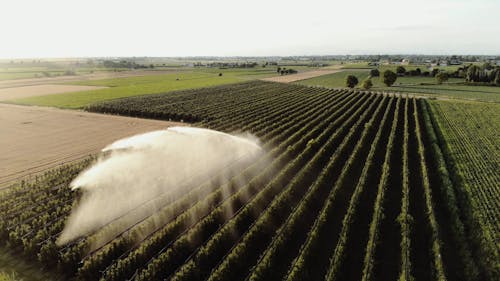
1, 0, 499, 58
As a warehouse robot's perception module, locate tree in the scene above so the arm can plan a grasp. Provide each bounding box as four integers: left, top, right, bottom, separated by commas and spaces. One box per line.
370, 69, 380, 77
382, 70, 397, 86
494, 71, 500, 86
345, 75, 359, 88
431, 68, 440, 77
483, 62, 493, 70
466, 65, 480, 82
277, 67, 281, 73
436, 72, 449, 84
396, 66, 406, 75
219, 73, 223, 76
361, 78, 373, 89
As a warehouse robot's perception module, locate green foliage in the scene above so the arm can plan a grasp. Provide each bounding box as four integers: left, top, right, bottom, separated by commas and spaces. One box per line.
345, 75, 359, 88
361, 98, 401, 281
420, 100, 479, 280
361, 78, 373, 89
429, 100, 500, 280
370, 69, 380, 77
435, 72, 449, 84
325, 97, 393, 281
399, 98, 412, 281
382, 70, 397, 86
411, 98, 446, 281
0, 272, 19, 281
396, 66, 406, 75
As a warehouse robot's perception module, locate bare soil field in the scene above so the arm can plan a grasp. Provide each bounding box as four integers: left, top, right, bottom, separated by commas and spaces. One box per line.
0, 70, 179, 89
0, 104, 181, 187
0, 84, 108, 101
260, 69, 343, 83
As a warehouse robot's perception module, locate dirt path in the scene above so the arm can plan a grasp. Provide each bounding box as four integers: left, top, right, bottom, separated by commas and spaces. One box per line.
0, 69, 180, 89
261, 69, 343, 83
0, 84, 108, 101
0, 104, 182, 187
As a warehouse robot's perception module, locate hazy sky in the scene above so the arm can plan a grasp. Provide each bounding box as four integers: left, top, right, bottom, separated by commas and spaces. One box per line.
1, 0, 499, 58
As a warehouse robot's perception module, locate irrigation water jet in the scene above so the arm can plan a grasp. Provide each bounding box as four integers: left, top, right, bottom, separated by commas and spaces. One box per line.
57, 126, 262, 247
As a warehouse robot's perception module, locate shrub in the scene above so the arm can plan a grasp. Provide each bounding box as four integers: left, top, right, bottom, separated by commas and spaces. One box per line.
361, 78, 373, 89
436, 72, 449, 84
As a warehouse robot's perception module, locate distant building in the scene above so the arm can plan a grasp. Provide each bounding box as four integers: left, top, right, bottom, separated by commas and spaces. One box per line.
401, 59, 411, 65
379, 59, 391, 65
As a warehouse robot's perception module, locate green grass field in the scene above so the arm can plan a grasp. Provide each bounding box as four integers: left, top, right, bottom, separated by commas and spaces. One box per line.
8, 68, 279, 108
379, 83, 500, 102
296, 70, 371, 88
296, 70, 500, 102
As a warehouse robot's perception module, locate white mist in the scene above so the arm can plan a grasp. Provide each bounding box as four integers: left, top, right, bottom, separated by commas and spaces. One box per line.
57, 126, 262, 246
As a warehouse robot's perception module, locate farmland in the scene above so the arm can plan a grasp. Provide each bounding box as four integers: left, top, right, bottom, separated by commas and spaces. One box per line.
0, 85, 107, 101
1, 81, 495, 280
296, 70, 500, 102
6, 68, 282, 108
0, 103, 178, 187
429, 100, 500, 275
260, 68, 342, 83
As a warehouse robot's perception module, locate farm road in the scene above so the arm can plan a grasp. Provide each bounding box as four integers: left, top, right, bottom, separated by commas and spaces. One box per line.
261, 69, 343, 83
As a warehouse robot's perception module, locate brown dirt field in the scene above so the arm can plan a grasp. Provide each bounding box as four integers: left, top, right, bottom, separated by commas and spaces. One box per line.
0, 70, 180, 89
0, 84, 108, 101
260, 69, 343, 83
0, 104, 183, 187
